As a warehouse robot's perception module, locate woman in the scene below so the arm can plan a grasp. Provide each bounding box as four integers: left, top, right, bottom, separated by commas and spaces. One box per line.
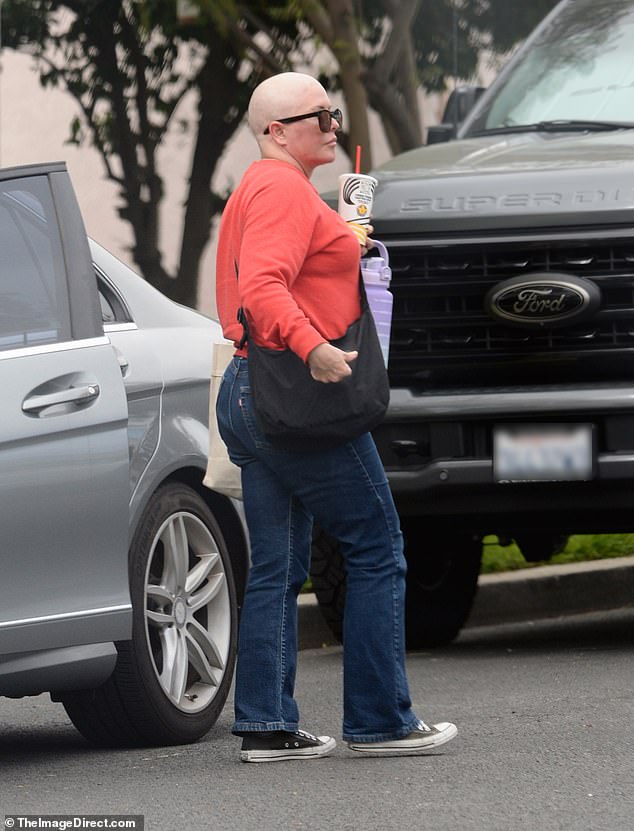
215, 71, 457, 763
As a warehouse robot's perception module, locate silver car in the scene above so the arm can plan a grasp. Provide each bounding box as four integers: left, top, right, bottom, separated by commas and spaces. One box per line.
0, 162, 248, 746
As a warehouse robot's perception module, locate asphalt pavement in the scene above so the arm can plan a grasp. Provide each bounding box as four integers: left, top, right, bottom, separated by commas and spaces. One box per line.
2, 608, 632, 831
299, 554, 634, 649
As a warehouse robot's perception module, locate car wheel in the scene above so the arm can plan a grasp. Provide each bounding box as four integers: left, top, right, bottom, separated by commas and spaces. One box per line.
402, 520, 482, 648
61, 483, 238, 747
310, 523, 482, 649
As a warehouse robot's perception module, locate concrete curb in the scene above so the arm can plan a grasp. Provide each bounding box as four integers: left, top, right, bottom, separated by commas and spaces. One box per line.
298, 555, 634, 649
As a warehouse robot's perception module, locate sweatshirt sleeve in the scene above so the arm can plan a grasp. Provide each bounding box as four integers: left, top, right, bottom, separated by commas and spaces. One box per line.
236, 168, 327, 362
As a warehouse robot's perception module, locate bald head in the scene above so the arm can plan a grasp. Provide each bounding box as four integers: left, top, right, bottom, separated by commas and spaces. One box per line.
248, 73, 327, 139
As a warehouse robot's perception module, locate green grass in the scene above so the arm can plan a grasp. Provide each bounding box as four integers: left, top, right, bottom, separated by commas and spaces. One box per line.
481, 533, 634, 574
303, 533, 634, 591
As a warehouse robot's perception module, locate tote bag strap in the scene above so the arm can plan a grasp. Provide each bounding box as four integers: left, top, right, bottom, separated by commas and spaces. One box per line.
234, 259, 367, 351
234, 259, 250, 349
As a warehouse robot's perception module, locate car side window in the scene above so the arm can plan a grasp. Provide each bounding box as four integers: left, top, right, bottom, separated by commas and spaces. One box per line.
0, 176, 71, 352
96, 272, 133, 325
99, 282, 118, 325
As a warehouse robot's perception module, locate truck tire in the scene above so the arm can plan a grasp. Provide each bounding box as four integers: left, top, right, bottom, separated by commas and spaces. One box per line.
310, 523, 482, 649
309, 528, 347, 642
401, 520, 483, 648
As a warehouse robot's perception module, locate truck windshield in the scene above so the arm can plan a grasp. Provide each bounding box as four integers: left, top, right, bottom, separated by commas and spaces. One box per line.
464, 0, 634, 135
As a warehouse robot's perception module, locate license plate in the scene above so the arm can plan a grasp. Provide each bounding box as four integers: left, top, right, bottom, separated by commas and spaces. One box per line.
493, 424, 594, 482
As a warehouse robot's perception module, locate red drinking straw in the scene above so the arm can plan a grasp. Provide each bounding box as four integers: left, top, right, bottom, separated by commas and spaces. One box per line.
355, 145, 361, 174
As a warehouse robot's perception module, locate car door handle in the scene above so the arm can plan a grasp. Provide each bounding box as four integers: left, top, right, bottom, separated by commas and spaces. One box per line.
22, 384, 101, 413
115, 350, 130, 376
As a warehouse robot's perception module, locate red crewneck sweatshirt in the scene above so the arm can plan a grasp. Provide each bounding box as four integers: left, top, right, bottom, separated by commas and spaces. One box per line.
215, 159, 362, 362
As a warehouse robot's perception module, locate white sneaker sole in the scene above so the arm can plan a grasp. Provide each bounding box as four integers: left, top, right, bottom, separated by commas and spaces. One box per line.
241, 736, 337, 763
347, 722, 458, 755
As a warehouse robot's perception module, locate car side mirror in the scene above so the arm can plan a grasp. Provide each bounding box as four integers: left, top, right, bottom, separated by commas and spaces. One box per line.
426, 85, 486, 144
427, 124, 457, 144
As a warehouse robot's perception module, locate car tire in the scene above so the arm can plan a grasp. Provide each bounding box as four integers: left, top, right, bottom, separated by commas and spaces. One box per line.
61, 483, 238, 747
401, 520, 483, 648
310, 523, 482, 649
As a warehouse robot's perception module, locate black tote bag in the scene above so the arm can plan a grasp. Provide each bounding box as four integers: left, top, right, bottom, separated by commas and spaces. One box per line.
240, 274, 389, 450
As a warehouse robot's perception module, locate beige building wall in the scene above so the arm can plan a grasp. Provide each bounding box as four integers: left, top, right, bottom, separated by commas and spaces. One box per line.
1, 48, 460, 317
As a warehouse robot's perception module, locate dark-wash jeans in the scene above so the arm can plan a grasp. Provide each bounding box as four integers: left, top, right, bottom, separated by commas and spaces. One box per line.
216, 356, 419, 742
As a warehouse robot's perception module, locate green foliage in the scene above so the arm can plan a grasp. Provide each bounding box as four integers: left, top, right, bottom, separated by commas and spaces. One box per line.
355, 0, 561, 94
421, 0, 562, 90
482, 534, 634, 574
0, 0, 564, 296
0, 0, 308, 305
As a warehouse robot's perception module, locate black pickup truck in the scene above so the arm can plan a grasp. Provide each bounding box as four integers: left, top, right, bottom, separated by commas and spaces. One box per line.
311, 0, 634, 646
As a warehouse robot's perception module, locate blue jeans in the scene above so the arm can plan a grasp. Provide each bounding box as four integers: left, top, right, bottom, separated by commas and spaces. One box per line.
216, 357, 419, 742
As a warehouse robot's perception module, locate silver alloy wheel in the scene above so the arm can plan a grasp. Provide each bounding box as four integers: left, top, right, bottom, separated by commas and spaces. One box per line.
144, 510, 231, 713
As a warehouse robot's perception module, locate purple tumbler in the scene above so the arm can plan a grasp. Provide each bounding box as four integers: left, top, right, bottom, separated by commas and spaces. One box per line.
361, 240, 393, 367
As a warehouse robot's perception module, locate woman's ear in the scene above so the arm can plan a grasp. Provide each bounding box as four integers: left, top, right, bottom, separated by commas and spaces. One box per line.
269, 123, 287, 144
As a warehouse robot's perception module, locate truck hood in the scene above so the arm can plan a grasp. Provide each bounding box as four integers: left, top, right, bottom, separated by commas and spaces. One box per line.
371, 130, 634, 235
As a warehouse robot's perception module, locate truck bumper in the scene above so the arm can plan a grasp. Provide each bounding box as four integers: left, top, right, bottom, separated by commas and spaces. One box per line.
374, 385, 634, 531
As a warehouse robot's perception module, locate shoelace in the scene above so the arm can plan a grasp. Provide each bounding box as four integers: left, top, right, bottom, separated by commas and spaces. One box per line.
295, 729, 319, 742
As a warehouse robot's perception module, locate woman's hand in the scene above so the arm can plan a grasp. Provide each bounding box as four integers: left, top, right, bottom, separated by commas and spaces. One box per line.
307, 342, 358, 383
348, 221, 375, 252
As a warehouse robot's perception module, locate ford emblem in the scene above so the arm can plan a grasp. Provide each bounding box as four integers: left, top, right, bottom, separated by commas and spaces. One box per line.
485, 272, 601, 327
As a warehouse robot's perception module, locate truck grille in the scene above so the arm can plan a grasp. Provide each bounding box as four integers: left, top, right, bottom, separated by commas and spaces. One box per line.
386, 237, 634, 387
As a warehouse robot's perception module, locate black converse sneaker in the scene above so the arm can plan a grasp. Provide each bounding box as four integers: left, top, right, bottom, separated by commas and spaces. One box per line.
240, 729, 336, 763
346, 720, 458, 756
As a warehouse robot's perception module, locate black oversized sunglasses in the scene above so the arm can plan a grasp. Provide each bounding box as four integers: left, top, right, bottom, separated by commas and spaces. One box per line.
263, 108, 343, 135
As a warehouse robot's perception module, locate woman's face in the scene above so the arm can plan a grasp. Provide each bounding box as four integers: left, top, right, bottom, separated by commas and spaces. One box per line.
273, 90, 340, 172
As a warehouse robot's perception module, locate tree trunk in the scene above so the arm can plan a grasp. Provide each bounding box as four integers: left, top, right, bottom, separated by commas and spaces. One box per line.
325, 0, 372, 170
175, 33, 248, 308
364, 0, 423, 155
90, 5, 175, 297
